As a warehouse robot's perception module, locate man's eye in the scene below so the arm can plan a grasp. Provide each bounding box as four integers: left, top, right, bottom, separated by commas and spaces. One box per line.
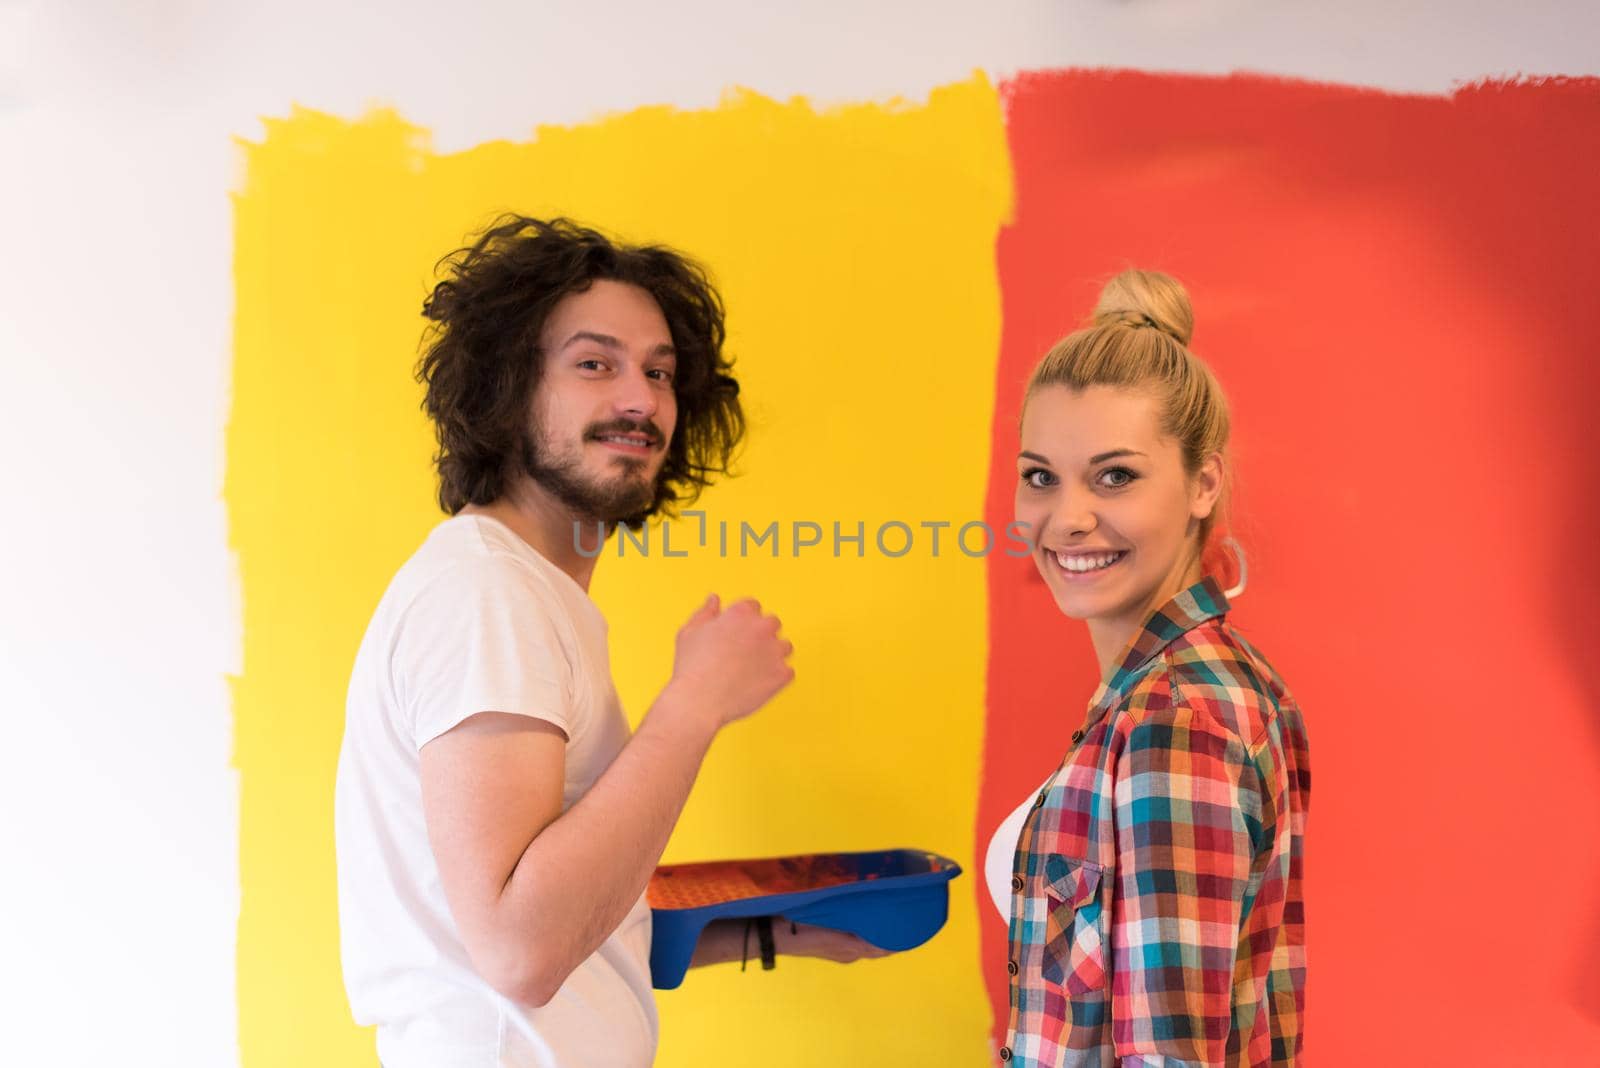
647, 369, 674, 383
577, 359, 605, 371
1020, 467, 1055, 488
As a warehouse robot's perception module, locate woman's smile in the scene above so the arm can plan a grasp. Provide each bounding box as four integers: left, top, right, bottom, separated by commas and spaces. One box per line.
1047, 548, 1130, 580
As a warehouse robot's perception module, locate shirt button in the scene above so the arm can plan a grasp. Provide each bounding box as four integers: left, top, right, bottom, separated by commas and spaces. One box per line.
1006, 959, 1019, 976
1071, 728, 1085, 743
1000, 1047, 1013, 1062
1033, 790, 1047, 808
1010, 874, 1024, 892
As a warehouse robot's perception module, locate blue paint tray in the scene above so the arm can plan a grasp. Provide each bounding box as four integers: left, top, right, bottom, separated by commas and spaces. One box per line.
646, 848, 961, 990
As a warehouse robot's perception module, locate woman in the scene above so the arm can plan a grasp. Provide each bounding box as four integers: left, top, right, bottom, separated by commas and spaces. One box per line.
988, 270, 1309, 1066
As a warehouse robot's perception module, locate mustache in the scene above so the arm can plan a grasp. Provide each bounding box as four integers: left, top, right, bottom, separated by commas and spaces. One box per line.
585, 418, 665, 448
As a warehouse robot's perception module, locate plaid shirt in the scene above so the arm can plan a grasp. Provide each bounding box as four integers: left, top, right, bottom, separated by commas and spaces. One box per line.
1001, 576, 1309, 1067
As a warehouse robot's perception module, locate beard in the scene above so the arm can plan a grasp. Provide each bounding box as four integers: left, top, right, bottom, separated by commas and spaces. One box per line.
518, 419, 663, 526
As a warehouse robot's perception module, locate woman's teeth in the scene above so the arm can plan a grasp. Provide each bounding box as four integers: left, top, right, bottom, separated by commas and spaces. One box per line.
1054, 550, 1126, 573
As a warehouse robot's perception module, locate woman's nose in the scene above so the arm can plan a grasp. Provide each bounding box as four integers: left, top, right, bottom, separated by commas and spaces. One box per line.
1045, 487, 1096, 540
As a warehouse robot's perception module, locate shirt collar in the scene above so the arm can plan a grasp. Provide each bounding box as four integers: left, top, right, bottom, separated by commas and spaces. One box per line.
1085, 574, 1231, 718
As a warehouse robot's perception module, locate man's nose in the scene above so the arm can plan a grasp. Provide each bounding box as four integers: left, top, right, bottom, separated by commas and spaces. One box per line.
613, 365, 659, 420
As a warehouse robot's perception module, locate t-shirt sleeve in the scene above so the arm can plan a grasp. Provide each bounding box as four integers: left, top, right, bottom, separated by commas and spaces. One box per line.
393, 553, 575, 750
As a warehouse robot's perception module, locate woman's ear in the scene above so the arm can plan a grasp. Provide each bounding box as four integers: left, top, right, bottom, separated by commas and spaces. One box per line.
1190, 452, 1224, 520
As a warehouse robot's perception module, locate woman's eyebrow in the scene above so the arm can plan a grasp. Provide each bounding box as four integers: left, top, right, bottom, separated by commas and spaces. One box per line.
1018, 450, 1052, 465
1088, 448, 1146, 464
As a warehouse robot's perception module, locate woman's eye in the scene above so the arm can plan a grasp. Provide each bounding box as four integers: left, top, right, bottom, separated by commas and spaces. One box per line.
1098, 467, 1137, 489
1020, 467, 1055, 489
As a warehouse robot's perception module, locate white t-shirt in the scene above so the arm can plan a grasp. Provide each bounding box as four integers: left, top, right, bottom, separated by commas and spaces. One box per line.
983, 782, 1049, 922
334, 514, 656, 1068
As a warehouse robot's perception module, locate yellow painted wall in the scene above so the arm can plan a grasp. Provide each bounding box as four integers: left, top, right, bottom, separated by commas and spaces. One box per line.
227, 77, 1010, 1065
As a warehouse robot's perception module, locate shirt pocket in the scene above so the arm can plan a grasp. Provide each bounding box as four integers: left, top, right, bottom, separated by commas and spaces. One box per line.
1040, 855, 1107, 995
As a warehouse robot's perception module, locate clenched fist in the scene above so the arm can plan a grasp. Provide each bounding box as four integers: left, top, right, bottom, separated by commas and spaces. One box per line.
669, 594, 795, 730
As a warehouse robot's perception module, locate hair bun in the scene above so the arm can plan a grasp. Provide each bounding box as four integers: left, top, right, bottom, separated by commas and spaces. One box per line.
1092, 269, 1194, 347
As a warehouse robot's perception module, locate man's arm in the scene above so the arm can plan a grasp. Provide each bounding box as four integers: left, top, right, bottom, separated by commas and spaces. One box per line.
420, 595, 791, 1006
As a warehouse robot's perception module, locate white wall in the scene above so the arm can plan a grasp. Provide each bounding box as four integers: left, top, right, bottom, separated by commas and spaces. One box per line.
1, 2, 1592, 1062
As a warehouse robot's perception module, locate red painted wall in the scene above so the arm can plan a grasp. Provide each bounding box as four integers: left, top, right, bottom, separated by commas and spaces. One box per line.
979, 70, 1600, 1063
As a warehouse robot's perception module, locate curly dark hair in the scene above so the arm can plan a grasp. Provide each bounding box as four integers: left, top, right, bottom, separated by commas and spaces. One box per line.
416, 215, 744, 519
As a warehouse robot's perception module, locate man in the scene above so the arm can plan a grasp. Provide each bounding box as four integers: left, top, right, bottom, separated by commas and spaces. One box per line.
334, 217, 878, 1068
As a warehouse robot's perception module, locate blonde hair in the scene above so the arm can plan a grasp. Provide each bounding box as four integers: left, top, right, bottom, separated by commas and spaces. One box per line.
1026, 268, 1233, 558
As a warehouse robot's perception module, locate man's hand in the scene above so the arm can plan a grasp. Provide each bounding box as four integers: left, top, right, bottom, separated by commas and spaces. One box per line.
667, 595, 795, 730
687, 919, 892, 969
773, 922, 892, 964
